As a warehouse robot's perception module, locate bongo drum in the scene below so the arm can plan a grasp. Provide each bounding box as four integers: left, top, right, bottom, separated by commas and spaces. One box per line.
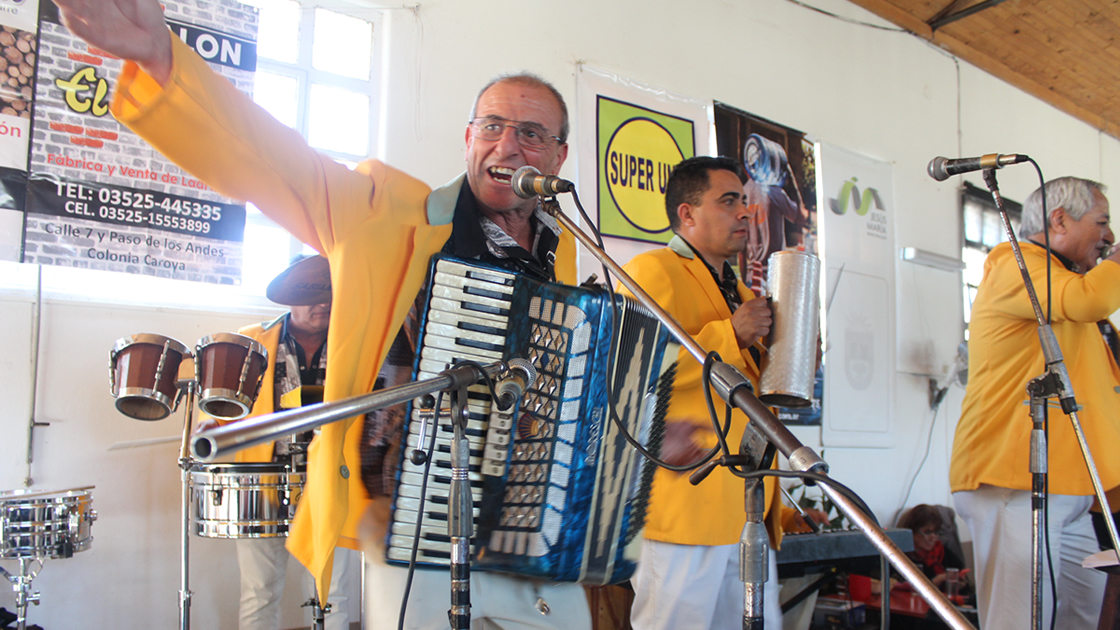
195, 333, 268, 421
109, 334, 192, 420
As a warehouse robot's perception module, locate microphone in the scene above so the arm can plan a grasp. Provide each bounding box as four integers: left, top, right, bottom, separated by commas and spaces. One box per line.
495, 358, 537, 410
511, 165, 574, 198
927, 153, 1028, 181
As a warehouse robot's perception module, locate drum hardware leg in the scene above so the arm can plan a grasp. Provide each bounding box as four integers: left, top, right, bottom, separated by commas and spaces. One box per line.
177, 384, 198, 630
1, 557, 44, 630
302, 596, 330, 630
179, 464, 193, 630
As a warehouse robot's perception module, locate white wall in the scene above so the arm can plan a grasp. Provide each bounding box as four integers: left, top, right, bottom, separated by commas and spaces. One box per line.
3, 0, 1118, 626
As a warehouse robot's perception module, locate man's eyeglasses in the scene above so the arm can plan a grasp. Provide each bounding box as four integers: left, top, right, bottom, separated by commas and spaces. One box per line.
469, 117, 561, 150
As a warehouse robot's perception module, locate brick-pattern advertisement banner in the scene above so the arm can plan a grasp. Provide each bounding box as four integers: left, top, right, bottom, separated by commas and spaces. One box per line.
0, 0, 39, 172
21, 0, 257, 284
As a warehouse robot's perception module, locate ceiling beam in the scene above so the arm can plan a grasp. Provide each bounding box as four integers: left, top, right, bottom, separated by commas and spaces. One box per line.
928, 0, 1011, 32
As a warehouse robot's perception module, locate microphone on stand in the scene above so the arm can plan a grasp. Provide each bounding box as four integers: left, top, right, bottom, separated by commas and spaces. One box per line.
511, 165, 574, 198
496, 358, 537, 410
927, 153, 1028, 181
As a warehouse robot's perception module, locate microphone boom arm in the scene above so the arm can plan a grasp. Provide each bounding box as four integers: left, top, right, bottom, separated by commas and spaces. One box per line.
190, 361, 506, 461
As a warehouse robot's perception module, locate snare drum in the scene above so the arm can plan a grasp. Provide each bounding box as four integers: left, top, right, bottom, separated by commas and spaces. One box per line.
110, 334, 192, 420
0, 487, 96, 559
195, 333, 268, 421
190, 463, 302, 538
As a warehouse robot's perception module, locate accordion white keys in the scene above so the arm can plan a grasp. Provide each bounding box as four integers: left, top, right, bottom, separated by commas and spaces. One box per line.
387, 256, 678, 585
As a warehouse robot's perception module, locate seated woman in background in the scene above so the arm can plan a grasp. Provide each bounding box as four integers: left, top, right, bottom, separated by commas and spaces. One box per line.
898, 504, 967, 590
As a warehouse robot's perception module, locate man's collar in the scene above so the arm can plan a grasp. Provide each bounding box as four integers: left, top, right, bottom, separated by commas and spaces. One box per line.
671, 234, 734, 277
444, 179, 559, 280
668, 234, 695, 259
449, 181, 490, 259
426, 172, 465, 226
1026, 239, 1079, 272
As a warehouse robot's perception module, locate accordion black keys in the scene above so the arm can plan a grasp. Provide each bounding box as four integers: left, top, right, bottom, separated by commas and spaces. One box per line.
387, 255, 678, 585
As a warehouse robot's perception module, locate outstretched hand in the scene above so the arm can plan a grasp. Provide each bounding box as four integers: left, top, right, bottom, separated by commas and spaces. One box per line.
53, 0, 173, 84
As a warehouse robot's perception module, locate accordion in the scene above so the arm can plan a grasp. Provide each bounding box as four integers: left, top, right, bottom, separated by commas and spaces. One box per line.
386, 255, 678, 585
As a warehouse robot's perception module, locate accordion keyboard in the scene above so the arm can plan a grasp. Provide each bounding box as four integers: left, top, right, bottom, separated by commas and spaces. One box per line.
387, 256, 676, 584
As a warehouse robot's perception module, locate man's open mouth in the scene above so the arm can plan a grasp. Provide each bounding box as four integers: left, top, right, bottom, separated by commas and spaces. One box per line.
488, 166, 515, 184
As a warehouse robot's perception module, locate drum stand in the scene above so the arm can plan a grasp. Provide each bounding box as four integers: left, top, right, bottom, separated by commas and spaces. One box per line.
981, 169, 1120, 630
301, 596, 329, 629
0, 557, 43, 630
175, 381, 198, 630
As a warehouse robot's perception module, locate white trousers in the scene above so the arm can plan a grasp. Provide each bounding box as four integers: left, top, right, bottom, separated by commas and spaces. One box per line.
235, 537, 355, 630
954, 485, 1106, 630
359, 499, 592, 630
630, 540, 782, 630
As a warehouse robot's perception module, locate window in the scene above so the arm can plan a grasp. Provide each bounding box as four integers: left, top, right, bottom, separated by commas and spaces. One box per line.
961, 181, 1021, 332
239, 0, 379, 295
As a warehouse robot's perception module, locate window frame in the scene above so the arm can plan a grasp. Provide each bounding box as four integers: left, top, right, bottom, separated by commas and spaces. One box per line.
961, 181, 1022, 331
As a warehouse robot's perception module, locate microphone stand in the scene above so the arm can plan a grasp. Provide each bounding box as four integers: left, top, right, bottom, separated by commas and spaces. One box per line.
445, 365, 490, 630
191, 362, 507, 629
981, 168, 1120, 630
537, 195, 976, 630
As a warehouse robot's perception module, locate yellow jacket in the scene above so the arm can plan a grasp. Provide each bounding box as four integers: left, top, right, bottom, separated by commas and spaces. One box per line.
110, 36, 578, 600
621, 236, 791, 547
951, 241, 1120, 495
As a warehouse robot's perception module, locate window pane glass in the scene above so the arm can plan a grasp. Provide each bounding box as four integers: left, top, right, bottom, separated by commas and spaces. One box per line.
312, 8, 371, 79
963, 199, 983, 244
963, 284, 978, 326
982, 208, 1005, 247
962, 247, 988, 288
242, 223, 292, 294
252, 71, 299, 129
308, 84, 369, 155
244, 0, 300, 64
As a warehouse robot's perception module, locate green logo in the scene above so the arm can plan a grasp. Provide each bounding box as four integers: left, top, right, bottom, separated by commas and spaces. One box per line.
829, 177, 885, 216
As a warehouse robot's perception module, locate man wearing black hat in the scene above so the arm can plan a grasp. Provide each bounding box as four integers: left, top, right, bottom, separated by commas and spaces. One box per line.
203, 254, 355, 630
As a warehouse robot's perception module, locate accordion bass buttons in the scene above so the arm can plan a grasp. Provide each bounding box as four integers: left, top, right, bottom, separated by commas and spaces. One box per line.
482, 405, 516, 477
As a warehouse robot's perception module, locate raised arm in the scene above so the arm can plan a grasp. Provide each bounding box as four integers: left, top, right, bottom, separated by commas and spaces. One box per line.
53, 0, 173, 84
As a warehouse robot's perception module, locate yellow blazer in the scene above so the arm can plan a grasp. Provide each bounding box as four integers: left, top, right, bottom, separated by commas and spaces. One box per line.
622, 236, 788, 547
952, 241, 1120, 495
